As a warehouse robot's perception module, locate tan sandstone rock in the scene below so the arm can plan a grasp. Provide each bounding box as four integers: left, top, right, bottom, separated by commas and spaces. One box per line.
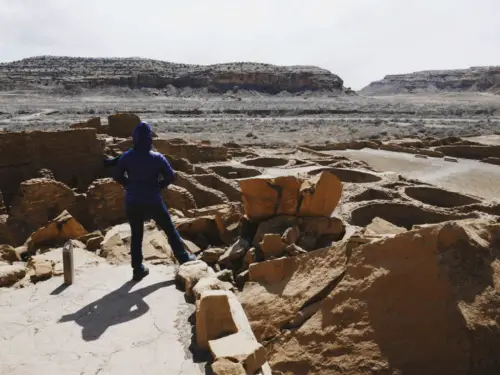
241, 241, 348, 342
260, 234, 286, 259
0, 263, 26, 287
265, 220, 500, 375
7, 179, 82, 245
239, 176, 301, 221
365, 216, 407, 235
0, 244, 20, 262
240, 172, 342, 221
207, 291, 270, 374
99, 223, 177, 265
192, 277, 235, 300
196, 290, 238, 350
176, 260, 216, 297
298, 171, 343, 217
28, 210, 87, 251
201, 247, 226, 264
211, 358, 246, 375
27, 256, 53, 283
209, 333, 267, 375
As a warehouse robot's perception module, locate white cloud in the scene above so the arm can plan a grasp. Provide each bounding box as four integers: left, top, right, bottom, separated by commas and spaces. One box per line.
0, 0, 499, 89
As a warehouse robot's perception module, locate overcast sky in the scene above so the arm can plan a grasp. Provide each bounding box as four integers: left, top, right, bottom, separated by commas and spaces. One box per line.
1, 0, 499, 89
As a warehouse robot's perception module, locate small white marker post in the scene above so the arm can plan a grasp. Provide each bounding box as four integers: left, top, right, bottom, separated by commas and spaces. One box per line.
63, 240, 75, 285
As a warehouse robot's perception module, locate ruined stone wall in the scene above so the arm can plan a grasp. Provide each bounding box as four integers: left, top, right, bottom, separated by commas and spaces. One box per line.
0, 129, 105, 207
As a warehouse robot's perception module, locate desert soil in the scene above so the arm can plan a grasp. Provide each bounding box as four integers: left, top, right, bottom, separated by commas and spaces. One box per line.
1, 92, 500, 146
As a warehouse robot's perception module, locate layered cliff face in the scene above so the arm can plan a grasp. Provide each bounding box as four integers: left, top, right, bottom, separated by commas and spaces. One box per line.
0, 56, 349, 95
360, 66, 500, 95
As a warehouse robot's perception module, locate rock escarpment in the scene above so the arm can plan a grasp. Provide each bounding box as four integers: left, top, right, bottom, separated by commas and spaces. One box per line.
361, 66, 500, 95
0, 56, 349, 94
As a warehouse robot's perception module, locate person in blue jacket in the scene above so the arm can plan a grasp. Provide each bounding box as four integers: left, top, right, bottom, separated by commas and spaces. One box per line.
113, 121, 195, 281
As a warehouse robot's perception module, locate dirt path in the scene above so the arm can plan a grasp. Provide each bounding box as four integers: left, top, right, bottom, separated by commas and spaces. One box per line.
331, 149, 500, 201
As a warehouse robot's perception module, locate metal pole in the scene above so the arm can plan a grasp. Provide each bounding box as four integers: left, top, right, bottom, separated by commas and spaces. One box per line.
63, 240, 74, 285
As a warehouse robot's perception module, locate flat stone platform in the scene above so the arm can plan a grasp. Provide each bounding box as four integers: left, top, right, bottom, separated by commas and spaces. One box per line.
0, 264, 203, 375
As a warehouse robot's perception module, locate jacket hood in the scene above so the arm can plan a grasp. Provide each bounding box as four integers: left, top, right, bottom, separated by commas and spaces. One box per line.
132, 121, 153, 152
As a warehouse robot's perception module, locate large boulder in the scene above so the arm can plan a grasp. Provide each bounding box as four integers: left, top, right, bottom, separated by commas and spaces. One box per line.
207, 291, 270, 374
298, 172, 343, 217
0, 262, 26, 287
195, 290, 239, 350
107, 113, 141, 138
240, 241, 348, 342
27, 210, 88, 251
0, 244, 20, 262
264, 220, 500, 375
99, 223, 177, 265
240, 172, 342, 221
175, 260, 216, 297
37, 241, 105, 277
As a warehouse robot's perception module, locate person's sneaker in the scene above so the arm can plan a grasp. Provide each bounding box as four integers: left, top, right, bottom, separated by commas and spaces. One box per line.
132, 265, 150, 281
177, 252, 196, 265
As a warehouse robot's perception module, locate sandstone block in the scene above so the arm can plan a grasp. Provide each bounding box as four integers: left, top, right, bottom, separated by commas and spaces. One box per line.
0, 263, 26, 287
28, 210, 87, 251
99, 223, 176, 265
86, 235, 104, 251
209, 333, 267, 375
175, 260, 216, 297
0, 244, 20, 262
201, 247, 226, 264
365, 217, 407, 236
298, 171, 342, 217
211, 359, 246, 375
219, 238, 250, 264
196, 290, 238, 350
28, 256, 53, 283
260, 234, 286, 259
192, 277, 235, 300
240, 172, 342, 221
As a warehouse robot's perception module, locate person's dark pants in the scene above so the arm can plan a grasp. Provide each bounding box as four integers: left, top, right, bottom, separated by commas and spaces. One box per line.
126, 200, 189, 270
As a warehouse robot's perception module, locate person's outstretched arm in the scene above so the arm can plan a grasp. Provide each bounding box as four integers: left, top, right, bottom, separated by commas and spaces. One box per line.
158, 154, 176, 189
114, 154, 129, 187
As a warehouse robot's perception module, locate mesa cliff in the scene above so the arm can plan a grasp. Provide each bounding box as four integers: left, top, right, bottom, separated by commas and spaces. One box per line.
360, 65, 500, 95
0, 56, 351, 95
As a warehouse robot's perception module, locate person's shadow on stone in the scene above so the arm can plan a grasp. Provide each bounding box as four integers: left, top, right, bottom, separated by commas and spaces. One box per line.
58, 280, 174, 341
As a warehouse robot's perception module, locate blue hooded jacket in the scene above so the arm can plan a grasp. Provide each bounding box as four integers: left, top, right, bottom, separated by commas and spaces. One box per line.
114, 121, 175, 204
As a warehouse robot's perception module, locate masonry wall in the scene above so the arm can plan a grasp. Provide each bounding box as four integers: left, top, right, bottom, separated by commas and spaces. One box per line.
0, 129, 106, 207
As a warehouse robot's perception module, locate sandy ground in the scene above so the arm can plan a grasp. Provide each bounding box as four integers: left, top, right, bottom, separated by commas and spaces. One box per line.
332, 148, 500, 201
0, 264, 203, 375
